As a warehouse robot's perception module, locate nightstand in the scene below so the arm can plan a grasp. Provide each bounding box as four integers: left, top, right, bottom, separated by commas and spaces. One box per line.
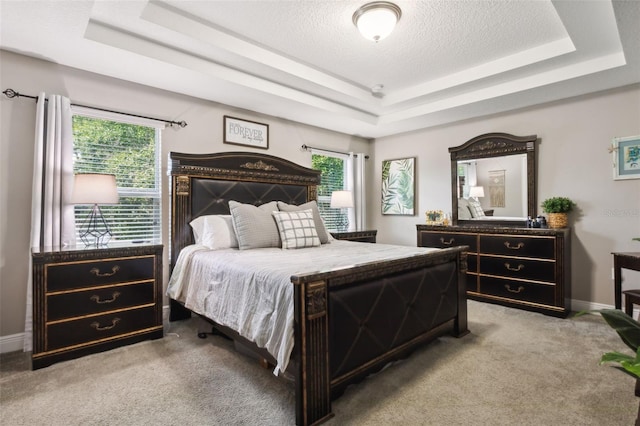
330, 230, 377, 243
31, 242, 163, 369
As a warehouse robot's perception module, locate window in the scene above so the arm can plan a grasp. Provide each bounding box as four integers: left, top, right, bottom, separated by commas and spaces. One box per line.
311, 152, 348, 231
72, 109, 162, 243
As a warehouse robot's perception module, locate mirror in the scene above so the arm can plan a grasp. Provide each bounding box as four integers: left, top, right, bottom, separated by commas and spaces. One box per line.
450, 133, 537, 227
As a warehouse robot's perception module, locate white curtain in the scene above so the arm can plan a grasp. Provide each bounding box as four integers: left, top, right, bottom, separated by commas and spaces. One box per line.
353, 153, 367, 231
346, 153, 367, 231
24, 93, 75, 351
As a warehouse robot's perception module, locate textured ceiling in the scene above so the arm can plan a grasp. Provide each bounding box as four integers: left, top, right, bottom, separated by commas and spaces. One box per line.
1, 0, 639, 139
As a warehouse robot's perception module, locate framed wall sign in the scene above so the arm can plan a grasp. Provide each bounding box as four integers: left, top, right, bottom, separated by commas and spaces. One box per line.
381, 157, 415, 215
223, 115, 269, 149
612, 135, 640, 180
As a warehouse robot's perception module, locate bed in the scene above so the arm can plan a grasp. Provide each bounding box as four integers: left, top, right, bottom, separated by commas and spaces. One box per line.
168, 151, 469, 425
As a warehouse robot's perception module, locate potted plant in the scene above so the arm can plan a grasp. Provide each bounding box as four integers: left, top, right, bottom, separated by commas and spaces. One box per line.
599, 309, 640, 424
541, 196, 575, 228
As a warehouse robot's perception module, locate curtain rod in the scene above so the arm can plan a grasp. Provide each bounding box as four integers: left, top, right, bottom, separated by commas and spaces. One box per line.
301, 144, 369, 159
2, 88, 187, 128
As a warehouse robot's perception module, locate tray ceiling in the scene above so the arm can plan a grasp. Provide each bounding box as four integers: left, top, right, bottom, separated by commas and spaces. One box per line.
1, 0, 638, 138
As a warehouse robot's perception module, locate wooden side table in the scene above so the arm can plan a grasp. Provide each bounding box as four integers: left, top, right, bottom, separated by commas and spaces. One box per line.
31, 242, 164, 369
330, 230, 377, 243
613, 252, 640, 310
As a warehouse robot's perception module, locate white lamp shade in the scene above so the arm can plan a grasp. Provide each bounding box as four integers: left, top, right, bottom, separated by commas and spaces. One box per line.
71, 173, 119, 204
469, 186, 485, 198
353, 2, 401, 42
330, 190, 354, 208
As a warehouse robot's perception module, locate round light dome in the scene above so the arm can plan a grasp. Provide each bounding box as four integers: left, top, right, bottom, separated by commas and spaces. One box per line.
353, 2, 402, 42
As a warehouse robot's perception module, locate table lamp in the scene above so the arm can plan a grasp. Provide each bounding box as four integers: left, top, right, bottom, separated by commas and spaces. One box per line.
71, 173, 119, 246
330, 190, 354, 232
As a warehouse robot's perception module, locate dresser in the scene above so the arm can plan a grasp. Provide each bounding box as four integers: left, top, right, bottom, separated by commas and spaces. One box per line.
330, 229, 377, 243
417, 225, 571, 317
31, 243, 164, 369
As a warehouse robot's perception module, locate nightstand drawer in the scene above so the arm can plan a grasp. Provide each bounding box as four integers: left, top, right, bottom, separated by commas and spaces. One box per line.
479, 256, 555, 283
47, 281, 155, 321
479, 235, 555, 259
480, 276, 555, 306
419, 232, 477, 252
47, 256, 155, 291
46, 306, 157, 351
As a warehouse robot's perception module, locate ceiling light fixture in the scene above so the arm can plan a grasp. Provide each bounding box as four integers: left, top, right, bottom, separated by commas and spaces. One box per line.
353, 1, 402, 42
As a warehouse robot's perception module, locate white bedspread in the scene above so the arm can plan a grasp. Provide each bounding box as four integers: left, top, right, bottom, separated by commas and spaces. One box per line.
166, 240, 438, 375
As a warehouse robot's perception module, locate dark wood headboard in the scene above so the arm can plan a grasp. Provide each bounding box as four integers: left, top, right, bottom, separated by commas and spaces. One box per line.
169, 152, 321, 268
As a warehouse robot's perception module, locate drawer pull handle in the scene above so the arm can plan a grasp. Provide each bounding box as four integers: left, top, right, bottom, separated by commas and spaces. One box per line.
504, 241, 524, 250
90, 265, 120, 277
504, 263, 524, 272
90, 318, 121, 331
440, 237, 455, 245
90, 291, 121, 304
505, 285, 525, 294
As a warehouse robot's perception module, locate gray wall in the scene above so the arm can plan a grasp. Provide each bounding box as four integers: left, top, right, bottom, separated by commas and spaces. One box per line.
0, 50, 371, 342
2, 48, 639, 348
372, 85, 640, 306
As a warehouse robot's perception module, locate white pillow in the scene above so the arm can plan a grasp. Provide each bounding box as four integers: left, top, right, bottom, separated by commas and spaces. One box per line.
466, 198, 486, 218
189, 215, 208, 243
457, 198, 473, 220
200, 215, 238, 249
229, 201, 281, 250
272, 209, 321, 249
276, 200, 331, 244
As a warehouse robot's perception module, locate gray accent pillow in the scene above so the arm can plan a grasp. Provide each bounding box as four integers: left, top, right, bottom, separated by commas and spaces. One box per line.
229, 201, 280, 250
276, 200, 330, 244
458, 198, 473, 220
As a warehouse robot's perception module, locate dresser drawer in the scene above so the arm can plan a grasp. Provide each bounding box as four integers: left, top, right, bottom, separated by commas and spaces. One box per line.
480, 276, 555, 306
46, 306, 157, 351
479, 235, 555, 259
46, 256, 155, 291
479, 256, 555, 283
419, 232, 477, 252
47, 282, 155, 322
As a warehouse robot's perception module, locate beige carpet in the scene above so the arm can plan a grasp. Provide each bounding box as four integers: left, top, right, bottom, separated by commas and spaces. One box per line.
1, 301, 637, 425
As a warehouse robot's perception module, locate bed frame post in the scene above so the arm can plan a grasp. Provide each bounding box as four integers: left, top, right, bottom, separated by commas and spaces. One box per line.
294, 280, 333, 426
454, 251, 470, 337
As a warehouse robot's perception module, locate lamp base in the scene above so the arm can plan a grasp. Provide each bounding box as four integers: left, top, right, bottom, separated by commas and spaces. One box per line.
78, 204, 113, 247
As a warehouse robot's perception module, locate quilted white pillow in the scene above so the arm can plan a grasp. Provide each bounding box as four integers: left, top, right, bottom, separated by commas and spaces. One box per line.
276, 200, 331, 244
272, 209, 321, 249
466, 198, 486, 218
229, 200, 281, 250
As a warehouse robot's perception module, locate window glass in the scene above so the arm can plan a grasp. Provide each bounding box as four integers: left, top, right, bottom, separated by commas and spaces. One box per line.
72, 114, 161, 243
311, 152, 348, 231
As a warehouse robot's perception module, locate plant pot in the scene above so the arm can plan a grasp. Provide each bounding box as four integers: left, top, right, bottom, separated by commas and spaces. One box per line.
547, 212, 568, 228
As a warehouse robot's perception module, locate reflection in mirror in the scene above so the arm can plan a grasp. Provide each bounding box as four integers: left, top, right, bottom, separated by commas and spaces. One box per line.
457, 154, 527, 217
450, 133, 537, 227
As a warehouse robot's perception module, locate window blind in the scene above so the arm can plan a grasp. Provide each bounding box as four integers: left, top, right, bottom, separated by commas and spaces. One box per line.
72, 112, 162, 243
311, 152, 348, 231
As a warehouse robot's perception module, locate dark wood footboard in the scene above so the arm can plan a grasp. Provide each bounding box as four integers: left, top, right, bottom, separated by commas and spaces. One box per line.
291, 246, 468, 425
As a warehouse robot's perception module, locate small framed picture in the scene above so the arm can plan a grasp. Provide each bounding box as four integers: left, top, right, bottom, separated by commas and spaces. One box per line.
612, 135, 640, 180
425, 209, 445, 225
224, 115, 269, 149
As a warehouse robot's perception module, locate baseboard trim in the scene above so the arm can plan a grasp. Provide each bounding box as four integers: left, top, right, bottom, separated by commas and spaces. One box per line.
0, 332, 24, 354
0, 300, 622, 354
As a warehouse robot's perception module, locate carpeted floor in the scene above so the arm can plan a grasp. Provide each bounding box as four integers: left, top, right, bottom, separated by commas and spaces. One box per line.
1, 301, 637, 425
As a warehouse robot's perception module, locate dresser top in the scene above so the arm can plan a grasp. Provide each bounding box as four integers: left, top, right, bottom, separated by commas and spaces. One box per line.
417, 224, 570, 237
32, 241, 162, 256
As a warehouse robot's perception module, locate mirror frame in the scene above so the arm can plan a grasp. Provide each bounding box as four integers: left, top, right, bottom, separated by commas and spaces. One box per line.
450, 132, 537, 227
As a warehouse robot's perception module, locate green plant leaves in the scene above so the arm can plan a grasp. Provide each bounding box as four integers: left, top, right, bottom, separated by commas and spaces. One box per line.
600, 309, 640, 351
601, 348, 640, 379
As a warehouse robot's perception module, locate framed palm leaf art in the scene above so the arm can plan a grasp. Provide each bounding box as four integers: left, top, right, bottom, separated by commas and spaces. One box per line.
381, 157, 415, 215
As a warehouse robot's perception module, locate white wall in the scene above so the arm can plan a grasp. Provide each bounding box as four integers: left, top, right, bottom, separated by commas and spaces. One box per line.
372, 85, 640, 306
0, 50, 371, 342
